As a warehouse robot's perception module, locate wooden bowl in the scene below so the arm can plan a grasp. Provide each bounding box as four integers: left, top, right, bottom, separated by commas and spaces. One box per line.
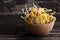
25, 18, 56, 36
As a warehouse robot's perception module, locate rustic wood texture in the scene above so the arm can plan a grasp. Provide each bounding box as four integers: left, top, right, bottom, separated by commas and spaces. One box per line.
0, 1, 60, 40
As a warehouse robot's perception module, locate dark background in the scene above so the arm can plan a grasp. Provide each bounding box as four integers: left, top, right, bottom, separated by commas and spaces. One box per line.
0, 0, 60, 35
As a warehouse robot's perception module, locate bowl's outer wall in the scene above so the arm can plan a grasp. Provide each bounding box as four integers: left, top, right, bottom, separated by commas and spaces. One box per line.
25, 21, 55, 35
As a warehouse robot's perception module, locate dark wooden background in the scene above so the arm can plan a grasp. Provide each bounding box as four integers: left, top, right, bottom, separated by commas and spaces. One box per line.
0, 0, 60, 40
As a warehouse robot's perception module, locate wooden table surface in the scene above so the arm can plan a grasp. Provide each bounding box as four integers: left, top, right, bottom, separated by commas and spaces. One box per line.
0, 22, 60, 40
0, 27, 60, 40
